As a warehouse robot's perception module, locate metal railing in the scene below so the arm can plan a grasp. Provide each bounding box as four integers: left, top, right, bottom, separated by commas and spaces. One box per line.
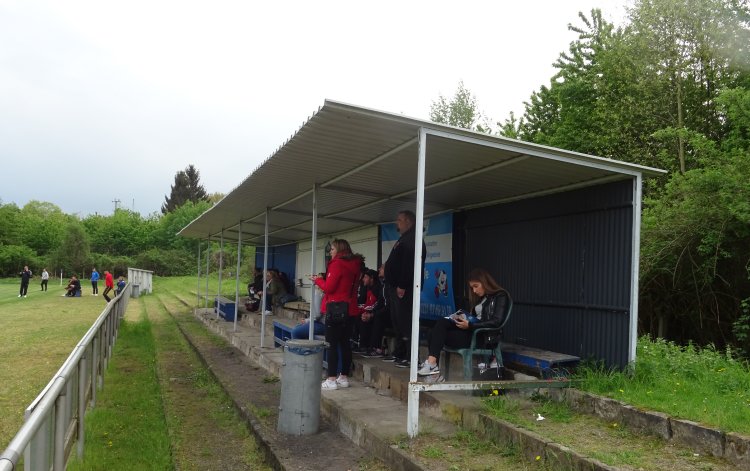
0, 283, 133, 471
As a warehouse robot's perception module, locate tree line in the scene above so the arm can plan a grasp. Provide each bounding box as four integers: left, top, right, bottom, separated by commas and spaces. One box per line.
432, 0, 750, 355
0, 165, 233, 279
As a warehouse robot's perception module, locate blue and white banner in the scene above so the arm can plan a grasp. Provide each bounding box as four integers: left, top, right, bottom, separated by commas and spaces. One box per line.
381, 212, 455, 320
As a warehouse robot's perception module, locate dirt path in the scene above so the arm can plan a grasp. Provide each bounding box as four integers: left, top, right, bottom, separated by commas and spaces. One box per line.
141, 294, 272, 471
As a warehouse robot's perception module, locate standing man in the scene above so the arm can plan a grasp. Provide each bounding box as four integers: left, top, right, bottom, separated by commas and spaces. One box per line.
383, 210, 425, 368
41, 268, 49, 291
19, 266, 32, 298
102, 270, 114, 302
91, 268, 100, 296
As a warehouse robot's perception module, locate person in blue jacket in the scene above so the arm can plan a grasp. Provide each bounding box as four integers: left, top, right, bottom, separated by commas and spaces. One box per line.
90, 268, 100, 296
116, 276, 127, 295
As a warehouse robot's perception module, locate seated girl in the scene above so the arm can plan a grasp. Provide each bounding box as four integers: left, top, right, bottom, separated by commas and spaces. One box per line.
417, 268, 510, 376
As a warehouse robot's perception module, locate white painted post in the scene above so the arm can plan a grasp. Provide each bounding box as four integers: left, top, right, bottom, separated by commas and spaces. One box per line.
205, 237, 211, 308
260, 209, 270, 348
629, 175, 643, 364
234, 221, 242, 332
196, 241, 202, 307
309, 184, 318, 339
407, 127, 427, 437
217, 230, 224, 319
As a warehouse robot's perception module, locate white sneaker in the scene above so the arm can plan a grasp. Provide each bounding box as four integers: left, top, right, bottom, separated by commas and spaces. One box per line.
321, 379, 338, 390
417, 361, 440, 376
18, 295, 21, 297
335, 375, 350, 388
263, 310, 273, 316
23, 295, 27, 298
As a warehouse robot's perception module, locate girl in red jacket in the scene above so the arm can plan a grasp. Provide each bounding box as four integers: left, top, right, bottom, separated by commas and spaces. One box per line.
310, 239, 362, 390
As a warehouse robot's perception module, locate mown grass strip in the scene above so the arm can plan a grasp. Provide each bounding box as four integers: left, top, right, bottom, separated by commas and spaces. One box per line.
67, 300, 172, 470
0, 278, 110, 449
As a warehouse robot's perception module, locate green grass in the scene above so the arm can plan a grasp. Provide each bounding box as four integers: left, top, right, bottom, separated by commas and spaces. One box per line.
575, 336, 750, 434
0, 278, 108, 449
66, 310, 172, 470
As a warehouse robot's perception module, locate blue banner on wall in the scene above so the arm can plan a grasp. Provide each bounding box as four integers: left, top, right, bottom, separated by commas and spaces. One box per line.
381, 213, 455, 320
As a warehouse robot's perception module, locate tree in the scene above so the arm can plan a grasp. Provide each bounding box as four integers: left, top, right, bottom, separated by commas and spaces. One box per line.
430, 81, 492, 132
51, 223, 91, 275
161, 165, 209, 214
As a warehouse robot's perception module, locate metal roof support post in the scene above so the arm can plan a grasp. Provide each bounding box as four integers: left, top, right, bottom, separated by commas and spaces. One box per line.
309, 184, 318, 340
217, 230, 224, 319
628, 174, 643, 364
260, 209, 270, 348
234, 221, 242, 332
205, 237, 211, 308
407, 127, 427, 438
196, 241, 202, 307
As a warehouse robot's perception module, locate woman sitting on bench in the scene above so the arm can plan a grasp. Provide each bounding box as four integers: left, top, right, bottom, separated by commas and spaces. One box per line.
417, 268, 510, 376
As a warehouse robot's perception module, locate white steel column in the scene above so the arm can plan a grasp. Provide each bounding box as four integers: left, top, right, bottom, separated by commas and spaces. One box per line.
217, 230, 224, 319
234, 221, 242, 332
196, 241, 202, 307
628, 174, 643, 363
260, 209, 270, 348
407, 127, 427, 438
309, 184, 318, 339
204, 237, 211, 308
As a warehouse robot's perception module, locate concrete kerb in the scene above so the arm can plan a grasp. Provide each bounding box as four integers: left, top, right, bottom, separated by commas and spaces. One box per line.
545, 385, 750, 467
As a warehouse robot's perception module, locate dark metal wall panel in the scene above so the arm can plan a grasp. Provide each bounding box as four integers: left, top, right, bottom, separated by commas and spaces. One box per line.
461, 180, 634, 368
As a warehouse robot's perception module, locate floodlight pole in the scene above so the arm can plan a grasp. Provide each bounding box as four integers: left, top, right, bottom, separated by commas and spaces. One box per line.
309, 184, 318, 339
260, 208, 270, 348
234, 221, 242, 332
407, 127, 427, 438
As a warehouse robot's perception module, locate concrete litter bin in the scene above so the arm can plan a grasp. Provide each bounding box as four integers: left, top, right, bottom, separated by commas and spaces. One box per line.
277, 339, 325, 435
131, 284, 140, 298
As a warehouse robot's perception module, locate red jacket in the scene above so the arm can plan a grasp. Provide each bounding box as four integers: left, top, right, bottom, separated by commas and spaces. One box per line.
314, 255, 361, 316
104, 272, 114, 288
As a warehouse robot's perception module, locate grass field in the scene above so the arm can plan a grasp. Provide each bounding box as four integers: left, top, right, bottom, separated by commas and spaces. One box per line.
0, 277, 110, 448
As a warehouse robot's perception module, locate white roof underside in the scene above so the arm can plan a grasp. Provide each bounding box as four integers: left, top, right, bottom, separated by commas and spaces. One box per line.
179, 100, 664, 245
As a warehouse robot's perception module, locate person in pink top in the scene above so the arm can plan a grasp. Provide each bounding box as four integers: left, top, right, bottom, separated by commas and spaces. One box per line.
102, 270, 115, 302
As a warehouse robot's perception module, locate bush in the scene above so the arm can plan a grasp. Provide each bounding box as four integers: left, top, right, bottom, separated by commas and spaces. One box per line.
0, 244, 41, 276
134, 249, 194, 276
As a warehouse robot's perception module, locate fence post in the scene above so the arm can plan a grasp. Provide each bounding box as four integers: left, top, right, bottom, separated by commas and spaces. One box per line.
53, 389, 66, 470
77, 354, 87, 458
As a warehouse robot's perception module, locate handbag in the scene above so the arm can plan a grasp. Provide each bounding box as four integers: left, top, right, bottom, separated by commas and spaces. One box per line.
325, 301, 349, 326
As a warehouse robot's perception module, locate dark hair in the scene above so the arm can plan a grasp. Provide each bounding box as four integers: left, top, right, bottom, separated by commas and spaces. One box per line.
467, 268, 503, 306
398, 210, 416, 225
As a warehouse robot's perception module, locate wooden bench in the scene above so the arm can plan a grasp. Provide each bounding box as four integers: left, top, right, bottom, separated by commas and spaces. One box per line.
214, 296, 236, 322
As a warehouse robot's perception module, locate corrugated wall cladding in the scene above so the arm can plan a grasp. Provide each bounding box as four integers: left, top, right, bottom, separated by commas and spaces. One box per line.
462, 180, 634, 368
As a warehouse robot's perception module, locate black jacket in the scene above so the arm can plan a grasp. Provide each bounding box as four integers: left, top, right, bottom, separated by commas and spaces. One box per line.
384, 227, 426, 291
470, 289, 511, 347
20, 270, 32, 283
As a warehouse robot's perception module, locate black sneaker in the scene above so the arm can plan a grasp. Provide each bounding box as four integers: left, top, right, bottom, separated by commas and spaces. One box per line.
381, 355, 396, 362
394, 358, 410, 368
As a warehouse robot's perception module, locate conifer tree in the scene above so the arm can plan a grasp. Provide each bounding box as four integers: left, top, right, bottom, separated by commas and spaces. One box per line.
161, 165, 209, 214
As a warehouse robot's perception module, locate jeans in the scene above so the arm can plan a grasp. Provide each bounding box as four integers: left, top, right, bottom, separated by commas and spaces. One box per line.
325, 316, 354, 377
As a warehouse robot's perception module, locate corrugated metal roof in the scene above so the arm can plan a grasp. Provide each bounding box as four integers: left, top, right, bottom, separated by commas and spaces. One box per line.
179, 99, 664, 244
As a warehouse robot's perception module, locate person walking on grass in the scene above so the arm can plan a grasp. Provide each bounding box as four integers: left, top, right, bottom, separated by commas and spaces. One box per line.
102, 270, 114, 302
41, 268, 49, 291
19, 265, 32, 298
90, 268, 100, 296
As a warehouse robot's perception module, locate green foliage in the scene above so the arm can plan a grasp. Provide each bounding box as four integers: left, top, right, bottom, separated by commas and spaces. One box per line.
430, 81, 491, 132
0, 245, 40, 276
151, 200, 211, 252
83, 209, 158, 256
49, 223, 91, 276
161, 164, 209, 214
576, 336, 750, 434
134, 248, 195, 276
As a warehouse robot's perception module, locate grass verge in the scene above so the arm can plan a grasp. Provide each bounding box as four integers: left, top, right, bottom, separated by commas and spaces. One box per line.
575, 336, 750, 435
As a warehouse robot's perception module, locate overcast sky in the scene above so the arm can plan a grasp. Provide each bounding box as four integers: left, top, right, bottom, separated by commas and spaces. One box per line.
0, 0, 628, 217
